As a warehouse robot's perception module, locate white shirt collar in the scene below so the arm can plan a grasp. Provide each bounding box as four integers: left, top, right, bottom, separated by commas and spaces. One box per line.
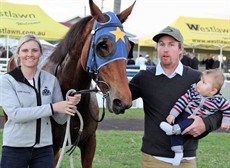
156, 61, 183, 78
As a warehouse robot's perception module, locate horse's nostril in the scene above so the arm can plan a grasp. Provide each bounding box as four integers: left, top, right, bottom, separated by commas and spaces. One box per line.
112, 99, 127, 114
113, 99, 123, 108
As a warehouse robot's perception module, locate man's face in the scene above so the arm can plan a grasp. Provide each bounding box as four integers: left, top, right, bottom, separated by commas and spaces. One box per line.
157, 36, 182, 67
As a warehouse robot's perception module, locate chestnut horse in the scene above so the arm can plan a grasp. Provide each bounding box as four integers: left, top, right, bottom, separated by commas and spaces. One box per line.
6, 0, 135, 167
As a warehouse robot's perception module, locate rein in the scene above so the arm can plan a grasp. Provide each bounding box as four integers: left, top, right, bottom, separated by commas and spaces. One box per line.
55, 12, 127, 166
56, 86, 108, 167
54, 54, 108, 123
71, 82, 108, 123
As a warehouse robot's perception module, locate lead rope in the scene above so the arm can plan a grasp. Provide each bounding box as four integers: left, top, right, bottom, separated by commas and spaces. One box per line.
56, 89, 84, 168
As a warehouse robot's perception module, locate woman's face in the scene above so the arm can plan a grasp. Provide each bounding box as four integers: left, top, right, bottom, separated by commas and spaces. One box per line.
18, 40, 41, 68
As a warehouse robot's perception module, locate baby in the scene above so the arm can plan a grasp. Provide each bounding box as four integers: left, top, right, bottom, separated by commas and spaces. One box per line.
160, 69, 230, 166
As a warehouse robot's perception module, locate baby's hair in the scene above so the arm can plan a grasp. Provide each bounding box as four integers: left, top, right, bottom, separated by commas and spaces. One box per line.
202, 69, 225, 92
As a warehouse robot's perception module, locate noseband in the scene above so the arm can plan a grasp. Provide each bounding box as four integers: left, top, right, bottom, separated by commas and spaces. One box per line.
54, 12, 129, 123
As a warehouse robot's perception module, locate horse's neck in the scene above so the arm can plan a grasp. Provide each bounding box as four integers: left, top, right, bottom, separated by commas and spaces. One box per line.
41, 53, 62, 75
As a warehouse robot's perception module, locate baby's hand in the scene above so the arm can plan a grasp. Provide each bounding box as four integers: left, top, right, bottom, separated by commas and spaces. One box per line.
166, 115, 175, 124
221, 122, 230, 131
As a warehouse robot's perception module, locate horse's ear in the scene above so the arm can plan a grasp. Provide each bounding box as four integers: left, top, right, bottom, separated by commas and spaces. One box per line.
89, 0, 103, 19
117, 0, 136, 23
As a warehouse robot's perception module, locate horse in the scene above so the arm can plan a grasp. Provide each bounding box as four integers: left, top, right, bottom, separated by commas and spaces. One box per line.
6, 0, 136, 167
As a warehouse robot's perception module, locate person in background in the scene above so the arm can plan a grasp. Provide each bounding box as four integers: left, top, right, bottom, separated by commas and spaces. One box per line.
160, 69, 230, 166
0, 46, 13, 64
129, 26, 222, 168
0, 34, 81, 168
189, 53, 199, 70
127, 58, 135, 65
0, 43, 5, 57
180, 51, 191, 67
145, 54, 152, 65
1, 46, 13, 59
135, 54, 147, 66
201, 53, 214, 69
212, 56, 220, 69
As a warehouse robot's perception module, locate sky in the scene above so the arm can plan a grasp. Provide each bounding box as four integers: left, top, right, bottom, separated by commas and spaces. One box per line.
2, 0, 230, 38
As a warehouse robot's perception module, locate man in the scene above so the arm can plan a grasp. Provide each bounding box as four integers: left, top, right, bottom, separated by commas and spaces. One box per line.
201, 53, 214, 69
0, 46, 13, 58
129, 26, 222, 168
189, 53, 199, 70
181, 51, 191, 67
135, 54, 147, 66
145, 54, 152, 65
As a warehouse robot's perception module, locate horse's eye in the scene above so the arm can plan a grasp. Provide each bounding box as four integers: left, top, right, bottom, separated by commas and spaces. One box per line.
99, 41, 108, 51
95, 36, 115, 59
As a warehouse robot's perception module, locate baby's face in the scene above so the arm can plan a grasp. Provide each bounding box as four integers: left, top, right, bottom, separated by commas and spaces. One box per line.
196, 75, 216, 97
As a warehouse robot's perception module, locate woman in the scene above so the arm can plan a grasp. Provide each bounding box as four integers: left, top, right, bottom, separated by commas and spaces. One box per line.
0, 34, 81, 168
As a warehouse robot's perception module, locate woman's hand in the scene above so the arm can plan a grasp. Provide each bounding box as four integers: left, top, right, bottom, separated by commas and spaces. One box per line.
52, 94, 81, 116
67, 94, 81, 105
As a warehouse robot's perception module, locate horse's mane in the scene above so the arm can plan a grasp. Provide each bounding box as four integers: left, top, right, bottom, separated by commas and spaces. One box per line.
51, 16, 93, 63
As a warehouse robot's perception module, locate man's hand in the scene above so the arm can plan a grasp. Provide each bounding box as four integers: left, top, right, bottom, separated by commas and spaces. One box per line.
221, 122, 230, 131
182, 115, 206, 137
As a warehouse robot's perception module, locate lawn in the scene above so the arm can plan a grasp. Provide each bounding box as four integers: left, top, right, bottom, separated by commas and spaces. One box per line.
1, 107, 144, 119
101, 107, 144, 120
0, 130, 229, 168
0, 108, 230, 167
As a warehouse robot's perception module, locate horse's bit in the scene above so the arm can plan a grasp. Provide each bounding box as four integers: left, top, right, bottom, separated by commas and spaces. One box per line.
56, 12, 130, 160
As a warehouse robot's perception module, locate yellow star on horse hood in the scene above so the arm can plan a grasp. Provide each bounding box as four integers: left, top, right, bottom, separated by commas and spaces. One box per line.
110, 27, 126, 42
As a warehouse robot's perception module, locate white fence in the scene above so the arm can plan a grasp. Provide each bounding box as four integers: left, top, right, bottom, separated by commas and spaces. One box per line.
222, 73, 230, 101
1, 59, 230, 108
0, 58, 9, 75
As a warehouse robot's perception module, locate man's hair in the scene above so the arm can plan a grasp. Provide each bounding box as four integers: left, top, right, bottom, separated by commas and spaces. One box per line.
202, 69, 225, 92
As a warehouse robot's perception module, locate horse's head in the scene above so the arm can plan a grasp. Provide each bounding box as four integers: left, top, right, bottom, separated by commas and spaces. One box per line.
81, 0, 136, 114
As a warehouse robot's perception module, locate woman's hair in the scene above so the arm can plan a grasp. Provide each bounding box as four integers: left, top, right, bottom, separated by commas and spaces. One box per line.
16, 34, 42, 54
12, 34, 43, 66
202, 69, 225, 92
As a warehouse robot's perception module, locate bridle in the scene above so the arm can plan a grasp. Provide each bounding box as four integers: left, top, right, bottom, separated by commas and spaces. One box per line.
85, 11, 129, 75
54, 12, 130, 122
84, 11, 130, 120
56, 12, 131, 165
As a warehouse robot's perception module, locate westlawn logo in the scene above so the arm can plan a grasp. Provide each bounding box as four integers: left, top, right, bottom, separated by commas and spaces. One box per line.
186, 23, 230, 34
0, 10, 36, 19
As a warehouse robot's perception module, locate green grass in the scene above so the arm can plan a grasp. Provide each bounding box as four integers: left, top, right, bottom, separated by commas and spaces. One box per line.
0, 130, 229, 167
102, 108, 144, 120
0, 107, 3, 116
197, 133, 230, 168
1, 107, 230, 167
59, 130, 143, 168
60, 132, 230, 168
0, 107, 144, 119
